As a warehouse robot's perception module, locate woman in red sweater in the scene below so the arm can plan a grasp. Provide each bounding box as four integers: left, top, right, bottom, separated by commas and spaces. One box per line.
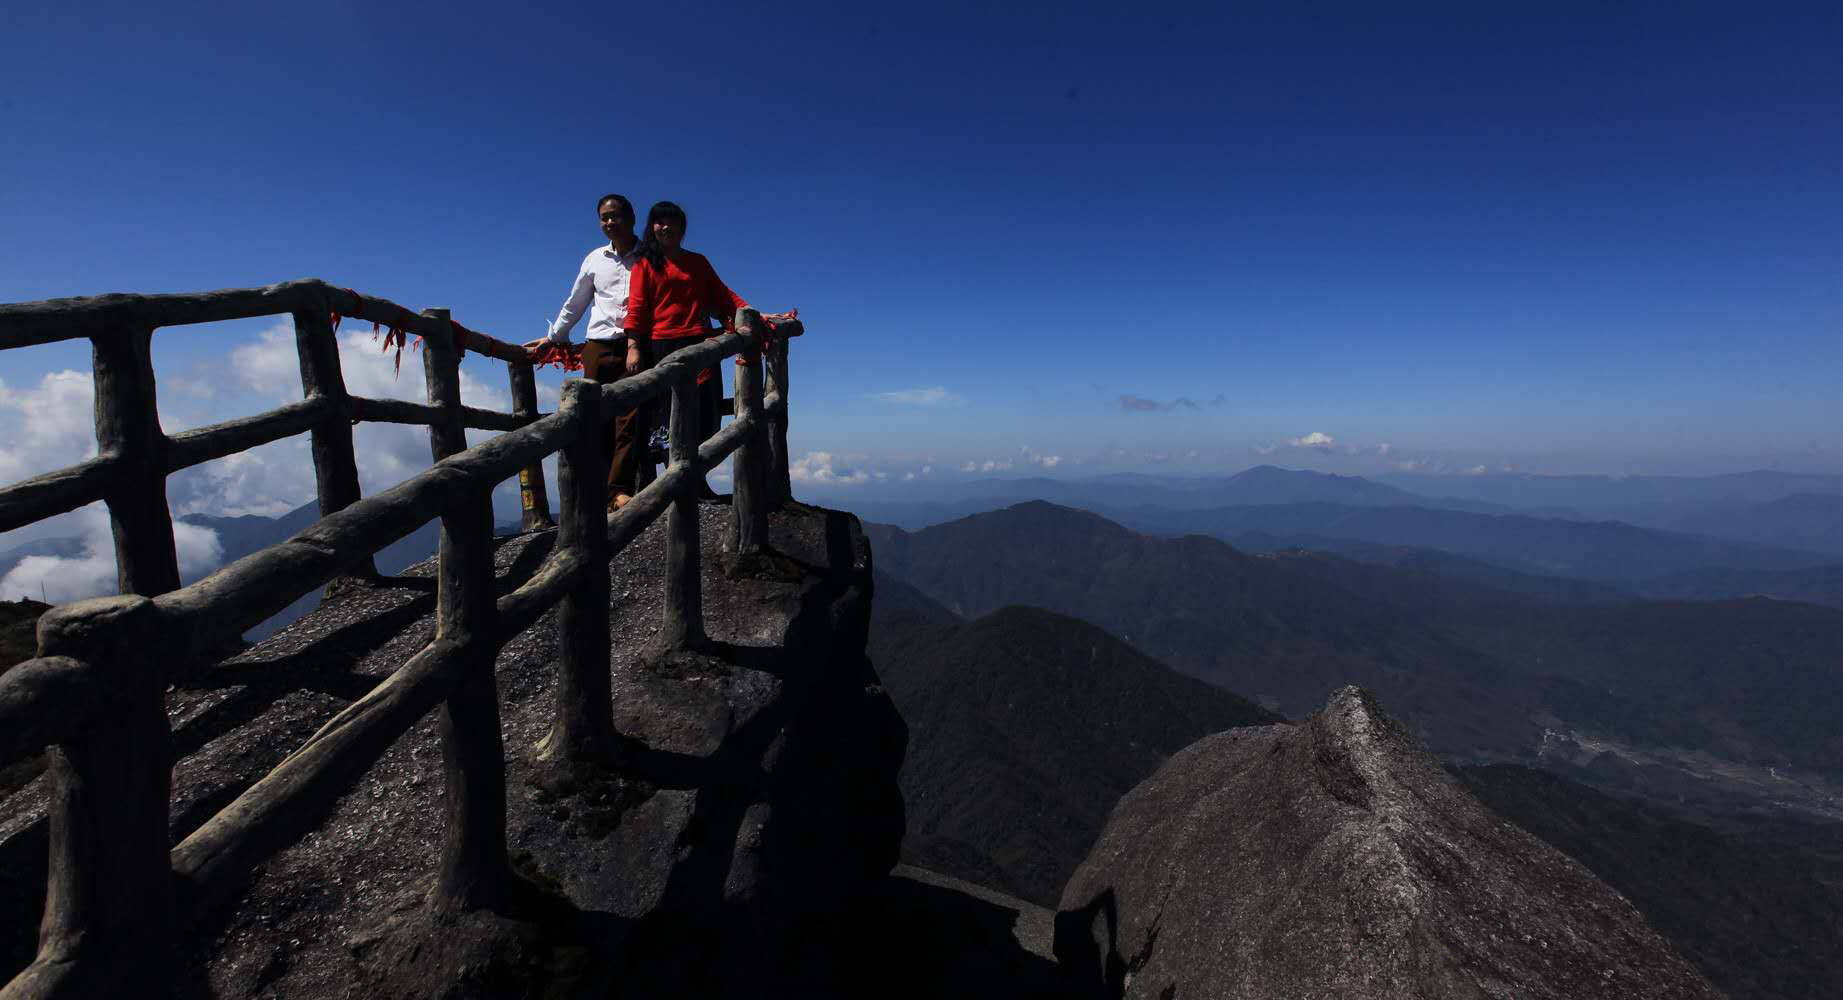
621, 201, 751, 502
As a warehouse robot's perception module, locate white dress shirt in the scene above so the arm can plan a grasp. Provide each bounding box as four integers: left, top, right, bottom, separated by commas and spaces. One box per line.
548, 244, 637, 344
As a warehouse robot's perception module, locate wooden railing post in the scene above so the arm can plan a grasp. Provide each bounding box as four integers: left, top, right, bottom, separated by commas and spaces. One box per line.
14, 327, 189, 997
10, 596, 173, 998
540, 378, 616, 764
421, 308, 511, 912
293, 303, 377, 579
506, 361, 554, 531
766, 335, 793, 503
730, 310, 770, 557
660, 376, 706, 647
92, 326, 181, 595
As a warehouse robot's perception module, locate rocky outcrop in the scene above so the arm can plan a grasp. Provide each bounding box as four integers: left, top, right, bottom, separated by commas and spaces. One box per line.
1054, 687, 1722, 1000
0, 502, 905, 998
513, 502, 908, 996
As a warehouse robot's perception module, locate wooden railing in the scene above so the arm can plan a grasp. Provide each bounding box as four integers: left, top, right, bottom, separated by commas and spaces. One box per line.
0, 278, 800, 998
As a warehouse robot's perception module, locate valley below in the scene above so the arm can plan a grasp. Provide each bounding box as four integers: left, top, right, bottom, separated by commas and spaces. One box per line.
855, 472, 1843, 997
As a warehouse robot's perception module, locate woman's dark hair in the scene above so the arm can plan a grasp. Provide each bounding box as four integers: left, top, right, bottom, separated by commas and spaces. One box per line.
596, 193, 633, 221
636, 201, 688, 266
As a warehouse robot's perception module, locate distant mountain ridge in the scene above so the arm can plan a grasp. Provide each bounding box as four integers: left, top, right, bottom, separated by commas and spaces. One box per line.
867, 501, 1843, 811
1107, 501, 1834, 581
839, 467, 1843, 567
1575, 493, 1843, 556
909, 465, 1507, 512
1380, 468, 1843, 509
843, 465, 1508, 530
866, 501, 1544, 753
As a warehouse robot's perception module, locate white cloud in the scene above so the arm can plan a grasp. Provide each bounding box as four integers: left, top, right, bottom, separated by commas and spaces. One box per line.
163, 374, 220, 400
0, 370, 99, 485
170, 438, 317, 518
1376, 442, 1392, 456
0, 503, 223, 603
790, 451, 870, 485
233, 324, 508, 411
1254, 444, 1278, 456
229, 324, 306, 395
954, 449, 1058, 476
1286, 432, 1338, 451
1016, 446, 1061, 469
208, 321, 517, 507
866, 386, 960, 405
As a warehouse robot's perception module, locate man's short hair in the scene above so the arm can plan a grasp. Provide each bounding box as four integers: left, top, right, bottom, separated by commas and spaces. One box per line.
597, 194, 633, 220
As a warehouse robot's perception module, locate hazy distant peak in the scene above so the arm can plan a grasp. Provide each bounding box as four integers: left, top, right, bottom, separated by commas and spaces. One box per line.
958, 499, 1134, 535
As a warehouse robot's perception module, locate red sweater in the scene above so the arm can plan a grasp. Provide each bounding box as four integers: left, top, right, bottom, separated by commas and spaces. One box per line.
623, 250, 748, 341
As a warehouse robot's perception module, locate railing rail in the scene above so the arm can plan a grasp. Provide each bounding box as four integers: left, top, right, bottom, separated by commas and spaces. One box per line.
0, 278, 802, 998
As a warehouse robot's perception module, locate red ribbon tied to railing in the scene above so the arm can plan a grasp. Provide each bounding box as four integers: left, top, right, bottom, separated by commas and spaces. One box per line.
529, 342, 585, 372
328, 289, 468, 378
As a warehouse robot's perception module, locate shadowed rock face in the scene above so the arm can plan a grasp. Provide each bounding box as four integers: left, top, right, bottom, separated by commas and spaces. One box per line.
1054, 687, 1723, 1000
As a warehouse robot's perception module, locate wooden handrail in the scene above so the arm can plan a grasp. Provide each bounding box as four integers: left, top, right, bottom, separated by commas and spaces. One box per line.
166, 396, 340, 472
0, 456, 119, 534
0, 280, 324, 348
0, 656, 101, 764
0, 283, 800, 999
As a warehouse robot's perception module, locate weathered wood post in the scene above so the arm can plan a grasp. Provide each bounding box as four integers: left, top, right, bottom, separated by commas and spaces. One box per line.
92, 326, 181, 595
14, 327, 189, 997
765, 334, 793, 503
730, 309, 770, 558
293, 302, 377, 579
9, 596, 175, 999
660, 374, 706, 647
421, 308, 511, 912
540, 378, 617, 764
506, 360, 554, 531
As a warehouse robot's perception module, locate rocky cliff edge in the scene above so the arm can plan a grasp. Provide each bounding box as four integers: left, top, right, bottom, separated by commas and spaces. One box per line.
1055, 686, 1723, 1000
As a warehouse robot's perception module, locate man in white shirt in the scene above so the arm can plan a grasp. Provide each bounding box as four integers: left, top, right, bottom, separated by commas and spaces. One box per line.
524, 194, 646, 508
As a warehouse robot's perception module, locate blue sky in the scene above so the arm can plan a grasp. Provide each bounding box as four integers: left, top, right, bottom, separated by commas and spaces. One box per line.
3, 0, 1842, 536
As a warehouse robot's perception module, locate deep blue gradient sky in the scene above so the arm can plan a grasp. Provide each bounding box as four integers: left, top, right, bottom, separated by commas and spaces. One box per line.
4, 1, 1841, 494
